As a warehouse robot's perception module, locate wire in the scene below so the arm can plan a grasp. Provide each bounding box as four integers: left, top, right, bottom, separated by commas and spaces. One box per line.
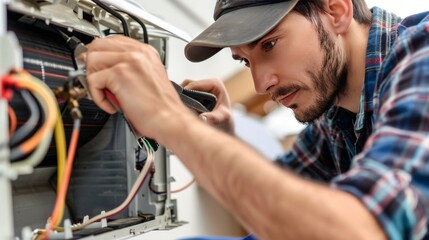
149, 172, 196, 194
36, 138, 155, 240
127, 14, 149, 43
53, 107, 67, 227
30, 117, 67, 240
172, 178, 196, 194
11, 125, 52, 174
91, 0, 130, 37
3, 72, 57, 172
41, 118, 80, 240
117, 10, 149, 43
6, 72, 57, 160
10, 90, 40, 147
7, 104, 17, 136
51, 119, 80, 227
70, 138, 154, 231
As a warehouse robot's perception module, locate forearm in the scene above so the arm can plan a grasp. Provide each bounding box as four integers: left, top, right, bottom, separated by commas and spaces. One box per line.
157, 114, 386, 240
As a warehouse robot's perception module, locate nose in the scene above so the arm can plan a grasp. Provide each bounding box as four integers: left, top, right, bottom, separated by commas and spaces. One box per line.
251, 65, 279, 95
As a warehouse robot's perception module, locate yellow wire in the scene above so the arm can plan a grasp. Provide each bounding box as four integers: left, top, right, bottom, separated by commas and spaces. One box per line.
54, 105, 67, 227
7, 70, 66, 238
9, 72, 57, 175
12, 71, 57, 155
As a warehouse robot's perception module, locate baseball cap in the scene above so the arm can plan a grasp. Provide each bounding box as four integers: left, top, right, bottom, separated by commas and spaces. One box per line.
185, 0, 299, 62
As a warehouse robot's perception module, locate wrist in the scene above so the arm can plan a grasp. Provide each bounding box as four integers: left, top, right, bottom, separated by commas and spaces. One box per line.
146, 109, 201, 148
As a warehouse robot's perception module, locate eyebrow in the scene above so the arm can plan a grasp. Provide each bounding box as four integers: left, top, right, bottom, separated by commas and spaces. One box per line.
231, 37, 267, 60
231, 38, 262, 61
248, 25, 281, 48
231, 26, 280, 60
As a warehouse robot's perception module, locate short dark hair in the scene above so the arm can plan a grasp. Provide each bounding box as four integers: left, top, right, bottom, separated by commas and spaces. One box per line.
293, 0, 372, 25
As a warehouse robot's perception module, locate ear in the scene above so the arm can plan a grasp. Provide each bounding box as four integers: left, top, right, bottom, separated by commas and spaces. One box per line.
324, 0, 353, 34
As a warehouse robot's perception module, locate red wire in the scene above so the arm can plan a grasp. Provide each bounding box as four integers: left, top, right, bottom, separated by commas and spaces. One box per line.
42, 120, 80, 240
8, 105, 17, 136
149, 173, 196, 194
171, 178, 196, 194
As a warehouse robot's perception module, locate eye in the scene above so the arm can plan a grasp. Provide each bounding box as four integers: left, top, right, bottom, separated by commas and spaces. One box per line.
262, 39, 277, 52
239, 58, 250, 67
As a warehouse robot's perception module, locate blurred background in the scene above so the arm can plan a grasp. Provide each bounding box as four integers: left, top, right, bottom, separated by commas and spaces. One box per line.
135, 1, 429, 239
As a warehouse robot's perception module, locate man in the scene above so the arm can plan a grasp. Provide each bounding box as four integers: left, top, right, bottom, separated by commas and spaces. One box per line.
84, 0, 429, 239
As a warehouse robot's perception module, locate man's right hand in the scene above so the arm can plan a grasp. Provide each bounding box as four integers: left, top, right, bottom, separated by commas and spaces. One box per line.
182, 78, 235, 135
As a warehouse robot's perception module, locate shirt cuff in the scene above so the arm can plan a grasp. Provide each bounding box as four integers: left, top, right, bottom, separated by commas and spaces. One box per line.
330, 160, 427, 240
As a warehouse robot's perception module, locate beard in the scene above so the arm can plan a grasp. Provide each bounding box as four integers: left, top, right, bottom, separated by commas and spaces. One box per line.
274, 23, 349, 124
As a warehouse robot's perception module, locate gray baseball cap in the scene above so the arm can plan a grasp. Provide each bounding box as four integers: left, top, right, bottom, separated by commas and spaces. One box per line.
185, 0, 299, 62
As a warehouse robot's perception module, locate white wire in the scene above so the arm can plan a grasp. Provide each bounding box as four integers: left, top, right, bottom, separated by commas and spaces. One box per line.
71, 139, 155, 231
10, 86, 53, 174
0, 100, 9, 159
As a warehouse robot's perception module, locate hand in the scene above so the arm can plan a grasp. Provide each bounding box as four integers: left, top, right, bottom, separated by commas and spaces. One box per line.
182, 78, 234, 134
84, 35, 193, 141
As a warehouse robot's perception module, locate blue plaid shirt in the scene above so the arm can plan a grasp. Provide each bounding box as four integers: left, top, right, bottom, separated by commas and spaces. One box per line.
276, 7, 429, 240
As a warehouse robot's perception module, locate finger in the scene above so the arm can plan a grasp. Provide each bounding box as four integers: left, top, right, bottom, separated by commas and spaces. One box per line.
86, 36, 158, 54
183, 79, 220, 93
86, 50, 160, 75
86, 51, 127, 75
181, 79, 195, 87
86, 36, 140, 52
201, 106, 232, 125
86, 68, 118, 114
185, 79, 232, 109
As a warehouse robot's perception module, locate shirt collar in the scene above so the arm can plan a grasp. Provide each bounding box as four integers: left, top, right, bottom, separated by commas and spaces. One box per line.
354, 7, 401, 132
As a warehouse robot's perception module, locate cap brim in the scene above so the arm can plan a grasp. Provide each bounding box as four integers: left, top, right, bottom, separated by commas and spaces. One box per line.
185, 0, 298, 62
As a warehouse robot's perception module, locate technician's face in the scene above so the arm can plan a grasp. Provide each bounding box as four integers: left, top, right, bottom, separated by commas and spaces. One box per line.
231, 12, 347, 123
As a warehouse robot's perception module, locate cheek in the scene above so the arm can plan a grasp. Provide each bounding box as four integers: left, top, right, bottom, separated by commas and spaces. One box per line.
297, 87, 318, 106
276, 36, 323, 87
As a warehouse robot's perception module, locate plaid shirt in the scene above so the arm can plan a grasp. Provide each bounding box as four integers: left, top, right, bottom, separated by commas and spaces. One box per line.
276, 7, 429, 240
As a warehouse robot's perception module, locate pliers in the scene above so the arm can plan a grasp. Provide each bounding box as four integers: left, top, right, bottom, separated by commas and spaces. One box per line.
64, 35, 217, 148
170, 80, 217, 113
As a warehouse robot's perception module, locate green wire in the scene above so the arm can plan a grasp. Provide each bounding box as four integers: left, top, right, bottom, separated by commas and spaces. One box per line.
143, 138, 154, 152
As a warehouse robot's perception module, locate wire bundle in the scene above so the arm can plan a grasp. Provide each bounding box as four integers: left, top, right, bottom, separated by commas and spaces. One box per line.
91, 0, 149, 43
3, 70, 61, 174
3, 69, 156, 239
2, 69, 81, 239
7, 12, 111, 167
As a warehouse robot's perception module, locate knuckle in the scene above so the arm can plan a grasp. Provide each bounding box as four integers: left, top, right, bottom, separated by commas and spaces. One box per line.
182, 79, 194, 86
112, 62, 130, 75
131, 45, 161, 63
90, 38, 103, 46
219, 107, 232, 120
85, 52, 94, 73
127, 52, 143, 63
208, 77, 222, 85
147, 45, 161, 56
